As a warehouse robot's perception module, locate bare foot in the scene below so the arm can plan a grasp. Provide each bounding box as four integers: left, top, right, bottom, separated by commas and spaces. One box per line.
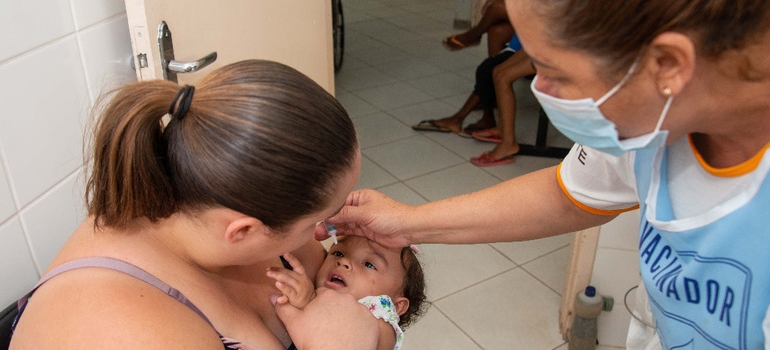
443, 33, 482, 51
486, 143, 520, 160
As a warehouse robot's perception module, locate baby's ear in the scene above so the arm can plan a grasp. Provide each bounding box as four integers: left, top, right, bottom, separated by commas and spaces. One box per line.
392, 296, 410, 316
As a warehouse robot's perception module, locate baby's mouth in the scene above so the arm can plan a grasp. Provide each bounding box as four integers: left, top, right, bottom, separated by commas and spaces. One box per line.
328, 273, 346, 287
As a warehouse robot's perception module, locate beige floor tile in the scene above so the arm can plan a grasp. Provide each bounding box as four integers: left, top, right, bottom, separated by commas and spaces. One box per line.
335, 66, 399, 91
401, 305, 483, 350
387, 99, 461, 127
354, 112, 415, 149
405, 163, 501, 201
492, 232, 573, 265
376, 183, 428, 205
355, 81, 436, 111
357, 156, 398, 190
418, 243, 516, 301
521, 246, 570, 295
335, 90, 379, 118
363, 136, 465, 180
405, 72, 473, 99
435, 269, 565, 349
424, 129, 496, 160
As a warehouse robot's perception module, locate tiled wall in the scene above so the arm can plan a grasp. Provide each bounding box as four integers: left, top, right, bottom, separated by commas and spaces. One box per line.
592, 210, 642, 347
0, 0, 135, 307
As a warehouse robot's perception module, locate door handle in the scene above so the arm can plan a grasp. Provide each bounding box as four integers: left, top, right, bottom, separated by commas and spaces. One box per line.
158, 21, 218, 82
167, 52, 218, 73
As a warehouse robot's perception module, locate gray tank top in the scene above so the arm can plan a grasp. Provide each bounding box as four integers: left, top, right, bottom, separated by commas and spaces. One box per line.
13, 257, 242, 349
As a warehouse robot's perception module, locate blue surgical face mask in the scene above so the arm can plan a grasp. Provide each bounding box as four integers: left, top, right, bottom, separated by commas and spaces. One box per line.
530, 62, 673, 157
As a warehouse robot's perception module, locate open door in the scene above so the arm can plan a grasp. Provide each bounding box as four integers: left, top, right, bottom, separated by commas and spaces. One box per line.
125, 0, 334, 93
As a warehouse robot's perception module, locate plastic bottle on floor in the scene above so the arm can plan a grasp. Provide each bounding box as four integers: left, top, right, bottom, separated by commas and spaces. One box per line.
568, 285, 603, 350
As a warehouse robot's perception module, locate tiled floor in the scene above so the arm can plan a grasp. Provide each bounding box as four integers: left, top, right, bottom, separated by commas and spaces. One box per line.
334, 0, 624, 349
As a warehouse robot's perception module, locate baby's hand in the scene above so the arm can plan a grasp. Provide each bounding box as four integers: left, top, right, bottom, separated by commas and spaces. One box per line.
266, 253, 316, 309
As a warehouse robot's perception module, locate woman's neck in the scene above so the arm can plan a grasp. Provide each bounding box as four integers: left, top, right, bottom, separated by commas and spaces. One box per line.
684, 57, 770, 168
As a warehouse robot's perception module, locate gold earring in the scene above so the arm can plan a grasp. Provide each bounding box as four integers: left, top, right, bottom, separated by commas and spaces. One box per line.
662, 87, 673, 97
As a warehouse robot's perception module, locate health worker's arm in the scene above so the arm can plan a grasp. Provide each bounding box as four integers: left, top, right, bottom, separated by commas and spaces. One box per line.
322, 144, 639, 247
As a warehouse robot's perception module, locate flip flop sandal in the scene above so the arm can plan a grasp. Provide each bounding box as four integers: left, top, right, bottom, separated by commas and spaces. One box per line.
412, 120, 451, 133
442, 35, 480, 51
463, 121, 496, 134
471, 152, 516, 167
455, 130, 473, 138
471, 129, 502, 143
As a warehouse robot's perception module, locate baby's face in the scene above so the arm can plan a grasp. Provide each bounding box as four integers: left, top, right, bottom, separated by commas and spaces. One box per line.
315, 235, 406, 300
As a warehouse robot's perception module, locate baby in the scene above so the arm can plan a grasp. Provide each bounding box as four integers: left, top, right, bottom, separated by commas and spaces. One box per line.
267, 235, 426, 350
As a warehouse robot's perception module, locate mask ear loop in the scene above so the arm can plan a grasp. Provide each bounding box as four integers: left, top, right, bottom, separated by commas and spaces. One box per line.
653, 90, 674, 132
595, 58, 641, 106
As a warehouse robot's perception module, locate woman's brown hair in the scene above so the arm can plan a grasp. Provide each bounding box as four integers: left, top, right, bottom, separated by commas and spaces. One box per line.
533, 0, 770, 78
86, 60, 358, 230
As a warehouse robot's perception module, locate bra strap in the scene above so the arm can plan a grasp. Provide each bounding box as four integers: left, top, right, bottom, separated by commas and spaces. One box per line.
18, 257, 214, 327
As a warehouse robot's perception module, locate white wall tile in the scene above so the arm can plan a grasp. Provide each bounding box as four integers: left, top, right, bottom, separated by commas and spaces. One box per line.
598, 209, 640, 250
0, 0, 75, 61
0, 153, 17, 223
21, 171, 85, 273
78, 15, 136, 102
0, 36, 89, 208
70, 0, 126, 30
0, 218, 40, 307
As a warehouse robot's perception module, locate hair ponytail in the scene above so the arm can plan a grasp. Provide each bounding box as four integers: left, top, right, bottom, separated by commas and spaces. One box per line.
86, 80, 179, 228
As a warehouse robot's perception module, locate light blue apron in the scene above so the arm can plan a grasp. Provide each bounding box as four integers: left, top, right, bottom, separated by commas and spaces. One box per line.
633, 146, 770, 349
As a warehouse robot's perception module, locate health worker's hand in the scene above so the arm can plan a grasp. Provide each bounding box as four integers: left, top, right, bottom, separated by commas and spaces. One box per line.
314, 189, 414, 249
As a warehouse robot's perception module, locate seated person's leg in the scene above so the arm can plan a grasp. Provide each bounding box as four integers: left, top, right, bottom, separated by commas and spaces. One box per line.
486, 23, 515, 57
472, 50, 536, 166
414, 52, 514, 135
466, 50, 517, 132
443, 0, 510, 52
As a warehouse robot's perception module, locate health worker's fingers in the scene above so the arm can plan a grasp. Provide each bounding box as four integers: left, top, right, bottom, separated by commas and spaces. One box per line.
326, 189, 413, 248
314, 222, 331, 241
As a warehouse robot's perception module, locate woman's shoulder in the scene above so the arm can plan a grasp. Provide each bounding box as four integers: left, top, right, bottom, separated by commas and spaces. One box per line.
11, 266, 223, 349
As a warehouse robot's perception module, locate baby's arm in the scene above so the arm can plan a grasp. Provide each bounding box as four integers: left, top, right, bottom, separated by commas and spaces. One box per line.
266, 253, 316, 309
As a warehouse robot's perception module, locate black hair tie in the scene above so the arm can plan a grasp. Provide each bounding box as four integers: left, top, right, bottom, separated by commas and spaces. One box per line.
168, 85, 195, 120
